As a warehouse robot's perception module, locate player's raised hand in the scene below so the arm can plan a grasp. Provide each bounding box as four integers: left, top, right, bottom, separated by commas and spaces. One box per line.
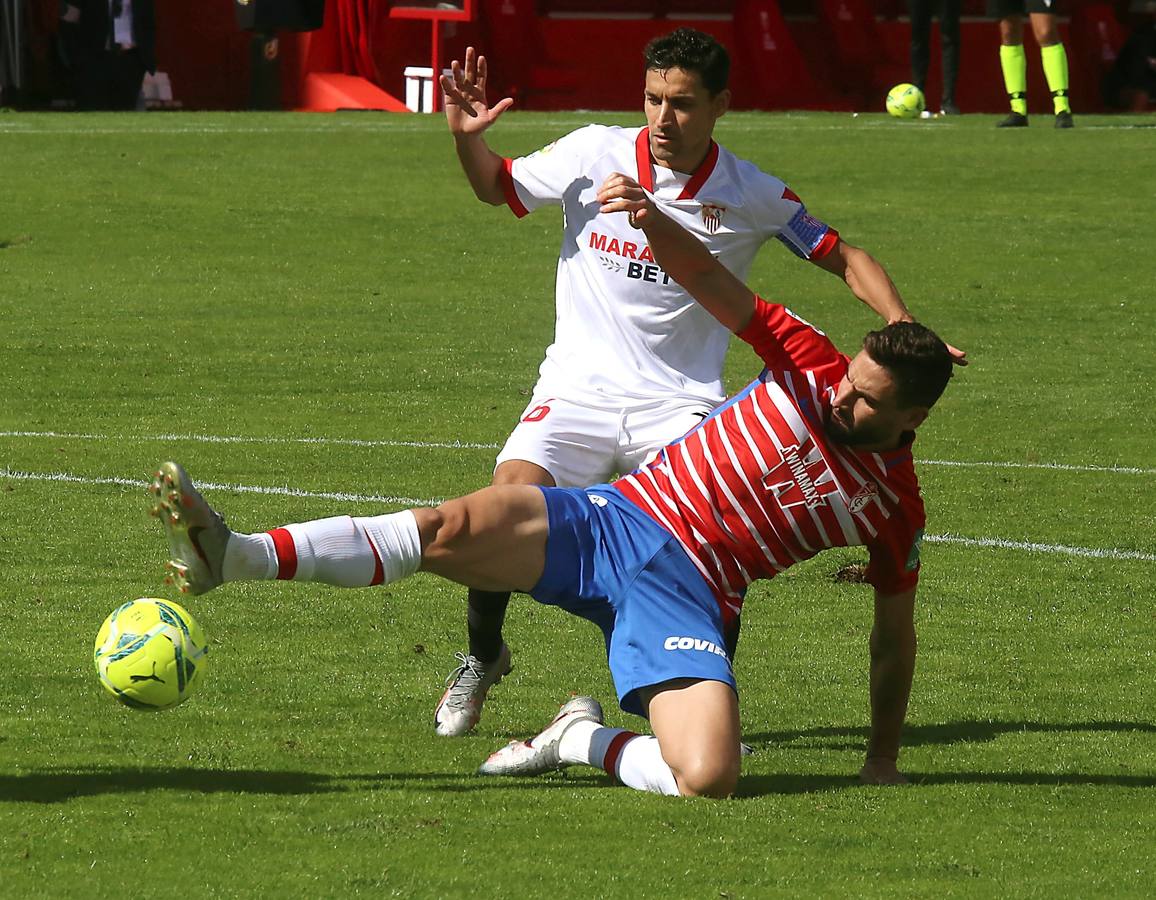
858, 756, 909, 786
597, 172, 658, 229
441, 47, 514, 136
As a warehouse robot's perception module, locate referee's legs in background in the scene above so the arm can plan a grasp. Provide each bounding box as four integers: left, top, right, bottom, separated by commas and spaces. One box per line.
996, 7, 1073, 127
908, 0, 933, 103
908, 0, 961, 115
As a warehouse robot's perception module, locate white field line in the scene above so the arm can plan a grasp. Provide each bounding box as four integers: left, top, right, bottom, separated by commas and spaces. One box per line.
3, 120, 1147, 136
0, 430, 500, 451
0, 118, 1032, 137
3, 430, 1154, 476
0, 468, 441, 508
919, 458, 1156, 477
923, 533, 1156, 563
0, 119, 624, 136
2, 467, 1153, 563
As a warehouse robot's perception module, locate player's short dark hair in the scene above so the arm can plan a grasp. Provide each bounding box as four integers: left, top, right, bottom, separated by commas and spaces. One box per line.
643, 28, 730, 96
862, 322, 953, 409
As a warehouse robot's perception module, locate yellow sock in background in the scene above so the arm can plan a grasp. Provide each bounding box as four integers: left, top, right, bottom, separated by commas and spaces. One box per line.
1041, 43, 1071, 114
1000, 44, 1028, 115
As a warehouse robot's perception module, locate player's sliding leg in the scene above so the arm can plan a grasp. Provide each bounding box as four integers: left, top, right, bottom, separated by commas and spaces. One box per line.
436, 458, 556, 737
149, 461, 549, 596
150, 461, 423, 594
478, 679, 740, 798
150, 461, 235, 594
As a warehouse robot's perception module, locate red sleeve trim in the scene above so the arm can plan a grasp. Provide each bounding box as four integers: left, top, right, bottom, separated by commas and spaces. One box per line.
735, 296, 771, 347
811, 228, 840, 260
500, 157, 530, 218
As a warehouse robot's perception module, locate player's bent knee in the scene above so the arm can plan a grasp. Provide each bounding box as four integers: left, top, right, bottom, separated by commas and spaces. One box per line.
672, 754, 740, 799
420, 501, 470, 557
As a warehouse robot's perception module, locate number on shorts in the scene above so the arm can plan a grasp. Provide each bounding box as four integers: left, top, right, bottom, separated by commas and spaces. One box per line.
522, 402, 551, 423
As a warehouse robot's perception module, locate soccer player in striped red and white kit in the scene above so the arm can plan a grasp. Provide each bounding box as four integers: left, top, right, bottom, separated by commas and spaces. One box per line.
152, 175, 954, 797
431, 29, 964, 739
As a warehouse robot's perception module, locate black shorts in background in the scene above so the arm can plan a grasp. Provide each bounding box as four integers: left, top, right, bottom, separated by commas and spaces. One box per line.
988, 0, 1059, 17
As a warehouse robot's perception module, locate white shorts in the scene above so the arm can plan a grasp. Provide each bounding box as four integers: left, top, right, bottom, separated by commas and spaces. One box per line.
495, 394, 716, 487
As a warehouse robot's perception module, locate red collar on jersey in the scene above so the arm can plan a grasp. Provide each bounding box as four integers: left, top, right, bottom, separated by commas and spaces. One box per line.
634, 127, 720, 200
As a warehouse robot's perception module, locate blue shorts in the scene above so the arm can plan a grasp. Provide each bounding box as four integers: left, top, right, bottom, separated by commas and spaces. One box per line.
530, 486, 735, 717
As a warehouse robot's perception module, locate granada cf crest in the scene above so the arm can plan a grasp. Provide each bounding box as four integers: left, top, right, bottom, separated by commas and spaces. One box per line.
848, 481, 879, 514
701, 203, 726, 234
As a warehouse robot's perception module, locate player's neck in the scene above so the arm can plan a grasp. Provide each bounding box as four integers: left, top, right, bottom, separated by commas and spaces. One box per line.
853, 431, 915, 455
654, 143, 712, 176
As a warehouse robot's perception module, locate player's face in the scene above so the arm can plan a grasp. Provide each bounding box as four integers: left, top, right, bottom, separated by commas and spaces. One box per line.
643, 67, 730, 174
826, 351, 928, 450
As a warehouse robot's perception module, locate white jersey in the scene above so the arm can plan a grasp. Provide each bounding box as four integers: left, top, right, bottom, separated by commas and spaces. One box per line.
500, 124, 839, 410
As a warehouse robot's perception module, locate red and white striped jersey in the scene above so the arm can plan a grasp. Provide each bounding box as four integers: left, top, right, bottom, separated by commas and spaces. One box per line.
614, 299, 925, 627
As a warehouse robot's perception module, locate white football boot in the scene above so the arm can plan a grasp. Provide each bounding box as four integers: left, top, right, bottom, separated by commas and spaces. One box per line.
477, 696, 604, 776
148, 461, 230, 596
434, 644, 512, 736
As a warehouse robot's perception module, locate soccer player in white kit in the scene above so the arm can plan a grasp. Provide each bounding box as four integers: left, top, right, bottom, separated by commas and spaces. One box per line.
433, 28, 952, 738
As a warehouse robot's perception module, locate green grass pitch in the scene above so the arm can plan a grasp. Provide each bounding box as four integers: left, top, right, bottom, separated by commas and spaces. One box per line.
1, 109, 1154, 897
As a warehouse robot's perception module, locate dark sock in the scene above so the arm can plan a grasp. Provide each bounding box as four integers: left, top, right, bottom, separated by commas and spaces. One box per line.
467, 589, 511, 663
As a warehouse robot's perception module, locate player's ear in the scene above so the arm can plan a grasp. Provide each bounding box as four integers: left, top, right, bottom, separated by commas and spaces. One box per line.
902, 406, 929, 431
712, 88, 731, 119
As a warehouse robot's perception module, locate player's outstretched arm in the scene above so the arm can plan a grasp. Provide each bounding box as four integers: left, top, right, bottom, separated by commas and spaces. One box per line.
597, 173, 756, 333
813, 241, 968, 366
860, 587, 917, 786
441, 46, 514, 206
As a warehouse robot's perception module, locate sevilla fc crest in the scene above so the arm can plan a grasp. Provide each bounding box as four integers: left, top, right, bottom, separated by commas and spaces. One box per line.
701, 204, 726, 234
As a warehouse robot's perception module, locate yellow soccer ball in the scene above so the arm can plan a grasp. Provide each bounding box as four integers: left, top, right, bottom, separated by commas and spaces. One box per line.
94, 598, 208, 710
886, 83, 926, 119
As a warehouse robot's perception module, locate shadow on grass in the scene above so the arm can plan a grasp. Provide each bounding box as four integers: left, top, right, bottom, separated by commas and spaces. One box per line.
744, 719, 1156, 753
732, 719, 1156, 796
735, 770, 1156, 797
0, 767, 607, 804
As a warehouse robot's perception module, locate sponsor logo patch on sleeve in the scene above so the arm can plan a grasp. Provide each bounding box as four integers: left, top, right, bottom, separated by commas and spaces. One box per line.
906, 528, 925, 572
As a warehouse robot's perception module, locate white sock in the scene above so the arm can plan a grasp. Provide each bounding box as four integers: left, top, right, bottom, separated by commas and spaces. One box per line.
563, 722, 680, 796
558, 718, 600, 766
356, 511, 423, 584
222, 532, 277, 581
604, 734, 680, 796
258, 511, 421, 587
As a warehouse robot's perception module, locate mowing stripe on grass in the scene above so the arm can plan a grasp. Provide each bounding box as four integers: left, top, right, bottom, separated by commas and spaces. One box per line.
3, 467, 1153, 562
2, 431, 1154, 476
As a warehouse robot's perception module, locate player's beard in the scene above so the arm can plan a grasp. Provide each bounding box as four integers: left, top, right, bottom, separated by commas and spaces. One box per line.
824, 410, 888, 448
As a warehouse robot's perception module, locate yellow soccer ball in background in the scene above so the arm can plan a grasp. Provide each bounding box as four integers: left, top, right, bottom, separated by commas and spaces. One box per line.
94, 598, 208, 710
886, 83, 926, 119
